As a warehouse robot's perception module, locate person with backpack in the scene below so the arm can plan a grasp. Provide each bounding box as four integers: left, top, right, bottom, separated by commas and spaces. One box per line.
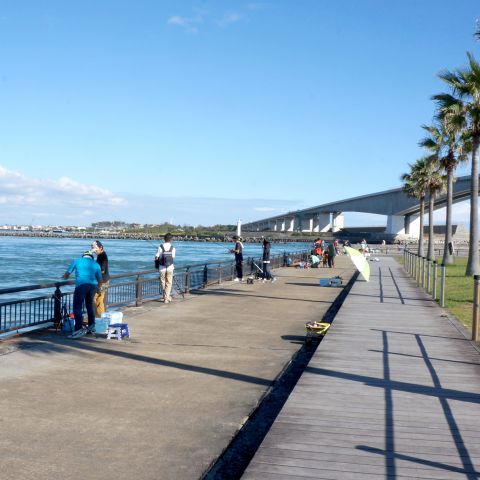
155, 233, 176, 303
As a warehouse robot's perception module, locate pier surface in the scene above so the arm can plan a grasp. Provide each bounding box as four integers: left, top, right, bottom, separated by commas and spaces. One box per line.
242, 256, 480, 479
0, 257, 355, 480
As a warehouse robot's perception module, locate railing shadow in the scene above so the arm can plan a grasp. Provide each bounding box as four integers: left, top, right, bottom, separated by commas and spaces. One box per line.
193, 288, 335, 304
3, 333, 274, 387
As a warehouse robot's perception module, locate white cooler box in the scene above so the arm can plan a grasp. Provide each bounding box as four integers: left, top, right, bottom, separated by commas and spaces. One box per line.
101, 311, 124, 325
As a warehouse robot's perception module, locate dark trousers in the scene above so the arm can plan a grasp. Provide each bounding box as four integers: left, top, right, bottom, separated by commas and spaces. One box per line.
263, 262, 272, 280
73, 283, 97, 331
235, 260, 243, 279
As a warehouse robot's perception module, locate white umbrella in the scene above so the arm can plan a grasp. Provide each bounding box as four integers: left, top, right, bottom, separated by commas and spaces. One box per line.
344, 246, 370, 281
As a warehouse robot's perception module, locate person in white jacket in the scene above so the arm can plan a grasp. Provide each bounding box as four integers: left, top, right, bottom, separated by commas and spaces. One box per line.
155, 233, 176, 303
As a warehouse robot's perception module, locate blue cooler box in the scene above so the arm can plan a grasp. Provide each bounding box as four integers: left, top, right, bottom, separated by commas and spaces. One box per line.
95, 317, 110, 334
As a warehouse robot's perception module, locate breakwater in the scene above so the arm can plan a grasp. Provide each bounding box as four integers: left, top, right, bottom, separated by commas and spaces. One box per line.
0, 231, 312, 243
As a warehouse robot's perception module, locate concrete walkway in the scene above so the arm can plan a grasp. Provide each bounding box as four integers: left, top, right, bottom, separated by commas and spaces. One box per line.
0, 257, 355, 480
242, 256, 480, 479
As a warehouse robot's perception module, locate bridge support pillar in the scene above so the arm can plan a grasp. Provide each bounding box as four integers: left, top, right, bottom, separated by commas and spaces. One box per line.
405, 214, 420, 238
332, 212, 344, 233
286, 217, 295, 232
313, 213, 331, 233
301, 216, 314, 232
386, 215, 406, 236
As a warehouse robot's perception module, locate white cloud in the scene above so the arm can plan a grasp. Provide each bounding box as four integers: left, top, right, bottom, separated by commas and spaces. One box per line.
217, 12, 243, 28
168, 5, 255, 33
0, 165, 127, 211
0, 165, 302, 226
167, 10, 205, 33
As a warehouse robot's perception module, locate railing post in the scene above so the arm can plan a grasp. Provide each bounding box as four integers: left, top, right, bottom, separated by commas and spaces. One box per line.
421, 257, 426, 289
473, 275, 480, 342
203, 264, 208, 287
426, 260, 431, 294
54, 285, 62, 327
404, 249, 407, 272
432, 261, 437, 300
218, 263, 222, 284
415, 254, 420, 285
135, 274, 142, 307
440, 263, 446, 308
184, 268, 190, 294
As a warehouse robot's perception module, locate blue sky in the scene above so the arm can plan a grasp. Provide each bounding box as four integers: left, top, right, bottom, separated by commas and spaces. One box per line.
0, 1, 479, 227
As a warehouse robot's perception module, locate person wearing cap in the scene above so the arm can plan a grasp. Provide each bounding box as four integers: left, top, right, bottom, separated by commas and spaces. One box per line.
91, 240, 110, 316
230, 235, 244, 282
63, 251, 102, 338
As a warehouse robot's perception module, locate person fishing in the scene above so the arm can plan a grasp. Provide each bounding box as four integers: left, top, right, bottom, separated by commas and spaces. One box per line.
230, 235, 244, 282
91, 240, 110, 316
63, 250, 102, 337
261, 237, 276, 283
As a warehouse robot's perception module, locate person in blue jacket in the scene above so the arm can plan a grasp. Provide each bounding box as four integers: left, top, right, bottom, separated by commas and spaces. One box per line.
63, 250, 102, 337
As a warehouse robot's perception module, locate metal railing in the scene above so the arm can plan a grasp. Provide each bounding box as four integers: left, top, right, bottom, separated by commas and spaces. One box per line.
403, 249, 446, 307
0, 249, 309, 335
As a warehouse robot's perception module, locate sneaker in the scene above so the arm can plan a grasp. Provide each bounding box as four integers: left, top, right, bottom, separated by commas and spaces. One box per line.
234, 278, 240, 282
271, 277, 277, 283
69, 327, 86, 339
262, 279, 267, 283
86, 325, 96, 335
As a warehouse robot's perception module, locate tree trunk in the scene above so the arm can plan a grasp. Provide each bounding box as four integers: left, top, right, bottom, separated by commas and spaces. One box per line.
418, 197, 425, 257
428, 193, 435, 261
466, 135, 480, 276
442, 167, 454, 265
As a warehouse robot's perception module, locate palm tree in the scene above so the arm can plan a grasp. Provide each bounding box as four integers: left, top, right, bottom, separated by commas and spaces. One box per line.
436, 52, 480, 276
425, 160, 446, 261
419, 122, 468, 264
401, 159, 428, 257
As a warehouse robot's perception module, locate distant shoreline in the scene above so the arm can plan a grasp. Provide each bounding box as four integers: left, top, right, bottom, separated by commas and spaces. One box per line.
0, 231, 311, 243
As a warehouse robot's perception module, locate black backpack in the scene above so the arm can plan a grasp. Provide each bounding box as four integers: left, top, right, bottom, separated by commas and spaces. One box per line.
155, 244, 174, 268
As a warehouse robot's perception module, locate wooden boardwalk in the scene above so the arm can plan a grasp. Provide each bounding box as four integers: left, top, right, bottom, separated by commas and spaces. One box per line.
242, 256, 480, 479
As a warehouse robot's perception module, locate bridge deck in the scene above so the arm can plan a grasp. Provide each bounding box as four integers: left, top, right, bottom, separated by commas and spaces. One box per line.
242, 256, 480, 479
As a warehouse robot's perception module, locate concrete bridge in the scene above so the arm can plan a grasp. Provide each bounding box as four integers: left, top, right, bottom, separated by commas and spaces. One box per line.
243, 175, 475, 239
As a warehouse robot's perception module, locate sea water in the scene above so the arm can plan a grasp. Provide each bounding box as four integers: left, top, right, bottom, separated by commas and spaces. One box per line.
0, 236, 308, 291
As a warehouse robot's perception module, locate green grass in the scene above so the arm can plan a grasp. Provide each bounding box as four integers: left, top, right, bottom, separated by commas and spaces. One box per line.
396, 256, 474, 330
442, 258, 474, 329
